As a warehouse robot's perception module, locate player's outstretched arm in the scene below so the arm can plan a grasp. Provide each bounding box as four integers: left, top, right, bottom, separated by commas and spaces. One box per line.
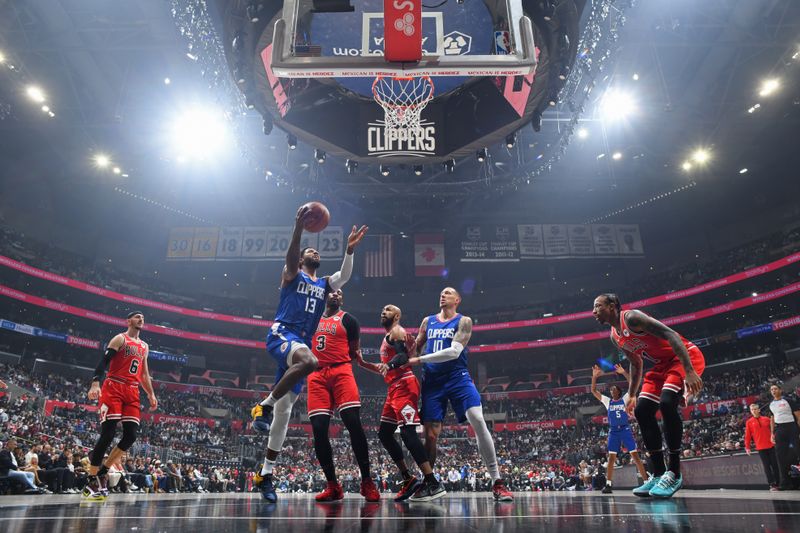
410, 316, 471, 365
282, 205, 312, 286
355, 349, 384, 375
625, 310, 702, 396
328, 225, 368, 291
141, 348, 158, 412
590, 365, 603, 401
88, 334, 125, 401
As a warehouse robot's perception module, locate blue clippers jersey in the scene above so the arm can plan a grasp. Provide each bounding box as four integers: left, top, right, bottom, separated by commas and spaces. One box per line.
273, 271, 328, 341
604, 395, 630, 429
422, 313, 469, 382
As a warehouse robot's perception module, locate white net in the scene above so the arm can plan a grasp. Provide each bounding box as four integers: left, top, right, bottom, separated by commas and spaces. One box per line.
371, 75, 435, 131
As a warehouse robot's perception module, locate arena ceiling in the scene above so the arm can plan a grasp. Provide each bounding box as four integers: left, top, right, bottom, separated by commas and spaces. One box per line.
0, 0, 799, 236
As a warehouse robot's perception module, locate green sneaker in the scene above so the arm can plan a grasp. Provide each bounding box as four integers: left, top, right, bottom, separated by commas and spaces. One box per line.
649, 471, 682, 498
632, 474, 659, 497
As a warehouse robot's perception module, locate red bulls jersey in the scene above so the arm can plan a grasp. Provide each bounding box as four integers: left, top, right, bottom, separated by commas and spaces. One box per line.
312, 310, 354, 366
611, 310, 696, 365
380, 332, 416, 384
107, 334, 147, 384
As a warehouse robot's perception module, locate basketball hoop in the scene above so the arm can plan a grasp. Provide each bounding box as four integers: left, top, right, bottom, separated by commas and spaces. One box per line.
372, 75, 435, 132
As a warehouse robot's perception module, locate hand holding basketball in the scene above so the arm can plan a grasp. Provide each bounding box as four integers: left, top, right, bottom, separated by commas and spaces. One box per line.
346, 224, 369, 253
299, 202, 330, 233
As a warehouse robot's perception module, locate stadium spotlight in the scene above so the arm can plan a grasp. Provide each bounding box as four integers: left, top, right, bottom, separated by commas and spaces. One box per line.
0, 51, 5, 63
345, 159, 358, 174
112, 167, 121, 175
600, 89, 636, 121
739, 168, 748, 174
443, 159, 455, 173
170, 107, 231, 160
380, 165, 390, 177
476, 148, 487, 163
758, 78, 780, 97
413, 165, 423, 176
26, 85, 46, 103
287, 134, 297, 150
314, 149, 326, 164
681, 161, 692, 172
632, 73, 639, 81
577, 127, 588, 139
505, 133, 516, 149
692, 148, 710, 164
612, 151, 622, 160
94, 153, 111, 168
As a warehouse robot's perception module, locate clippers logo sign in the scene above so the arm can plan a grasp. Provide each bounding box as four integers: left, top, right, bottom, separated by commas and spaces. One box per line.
367, 121, 436, 157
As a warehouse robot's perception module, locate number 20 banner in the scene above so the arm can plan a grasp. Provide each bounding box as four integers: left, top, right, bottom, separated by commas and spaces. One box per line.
167, 226, 344, 261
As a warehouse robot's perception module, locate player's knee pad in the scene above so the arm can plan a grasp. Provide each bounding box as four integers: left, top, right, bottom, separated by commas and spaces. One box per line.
117, 421, 138, 451
91, 420, 119, 465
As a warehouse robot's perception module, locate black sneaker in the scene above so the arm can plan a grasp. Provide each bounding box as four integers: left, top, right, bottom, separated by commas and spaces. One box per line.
602, 484, 613, 494
409, 480, 446, 502
256, 472, 277, 503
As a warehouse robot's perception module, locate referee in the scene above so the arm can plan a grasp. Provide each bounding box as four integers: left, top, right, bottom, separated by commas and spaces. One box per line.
744, 403, 779, 490
769, 384, 800, 490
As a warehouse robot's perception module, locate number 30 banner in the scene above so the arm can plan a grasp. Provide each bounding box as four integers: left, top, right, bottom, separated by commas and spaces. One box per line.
168, 226, 344, 261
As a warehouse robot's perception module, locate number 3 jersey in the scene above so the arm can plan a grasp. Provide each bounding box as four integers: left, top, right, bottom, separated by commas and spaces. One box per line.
274, 270, 329, 342
311, 310, 359, 366
107, 333, 148, 385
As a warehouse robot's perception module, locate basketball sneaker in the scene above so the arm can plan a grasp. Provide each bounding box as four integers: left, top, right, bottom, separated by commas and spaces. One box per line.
251, 404, 273, 434
81, 477, 106, 502
316, 481, 345, 502
394, 476, 421, 502
632, 474, 658, 497
409, 479, 446, 502
649, 471, 682, 498
254, 471, 277, 503
492, 479, 514, 502
360, 478, 381, 502
602, 482, 613, 494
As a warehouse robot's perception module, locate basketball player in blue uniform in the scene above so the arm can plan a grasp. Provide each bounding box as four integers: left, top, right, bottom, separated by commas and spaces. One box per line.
250, 205, 367, 502
407, 287, 514, 501
591, 364, 648, 493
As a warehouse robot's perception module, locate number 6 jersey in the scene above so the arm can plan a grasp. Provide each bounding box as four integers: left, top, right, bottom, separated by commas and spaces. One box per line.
107, 333, 148, 385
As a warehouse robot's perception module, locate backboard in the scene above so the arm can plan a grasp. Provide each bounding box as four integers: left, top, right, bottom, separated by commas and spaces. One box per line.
270, 0, 536, 81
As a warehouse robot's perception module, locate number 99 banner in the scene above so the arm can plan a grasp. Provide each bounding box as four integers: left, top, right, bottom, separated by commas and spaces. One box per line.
167, 226, 344, 261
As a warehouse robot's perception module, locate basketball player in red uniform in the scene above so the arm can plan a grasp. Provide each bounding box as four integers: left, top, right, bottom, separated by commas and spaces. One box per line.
307, 289, 380, 502
593, 294, 704, 498
357, 305, 446, 502
83, 311, 158, 501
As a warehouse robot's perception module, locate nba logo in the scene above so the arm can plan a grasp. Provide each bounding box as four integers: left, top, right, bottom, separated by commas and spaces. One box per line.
495, 31, 511, 55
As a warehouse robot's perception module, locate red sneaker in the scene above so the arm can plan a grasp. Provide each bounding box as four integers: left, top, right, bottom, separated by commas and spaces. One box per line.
315, 481, 344, 502
394, 476, 420, 502
492, 479, 514, 502
360, 478, 381, 502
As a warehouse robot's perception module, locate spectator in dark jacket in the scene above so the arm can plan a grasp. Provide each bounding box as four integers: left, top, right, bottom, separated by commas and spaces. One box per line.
1, 439, 42, 494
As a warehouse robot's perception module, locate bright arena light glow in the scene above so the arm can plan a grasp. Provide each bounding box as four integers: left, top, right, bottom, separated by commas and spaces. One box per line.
758, 78, 780, 97
612, 151, 622, 160
682, 161, 692, 172
577, 127, 588, 139
94, 154, 111, 168
600, 89, 637, 121
739, 168, 748, 174
0, 51, 6, 63
692, 148, 711, 164
26, 86, 46, 103
169, 107, 231, 160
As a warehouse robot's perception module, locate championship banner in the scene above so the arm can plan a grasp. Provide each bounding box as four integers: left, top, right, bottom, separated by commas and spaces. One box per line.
522, 224, 643, 258
415, 233, 446, 276
616, 224, 644, 255
460, 224, 520, 262
166, 226, 343, 261
518, 224, 545, 258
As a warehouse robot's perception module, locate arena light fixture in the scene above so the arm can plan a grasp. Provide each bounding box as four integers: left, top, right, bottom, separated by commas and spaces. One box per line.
632, 73, 639, 81
577, 127, 588, 139
314, 149, 326, 164
0, 51, 5, 63
443, 159, 455, 173
681, 161, 692, 172
287, 134, 297, 150
739, 168, 748, 174
26, 85, 46, 104
758, 78, 780, 97
112, 167, 121, 175
476, 148, 487, 163
164, 77, 171, 85
600, 89, 636, 121
94, 153, 111, 168
612, 151, 622, 160
692, 148, 710, 164
169, 107, 232, 161
345, 159, 357, 174
505, 133, 516, 149
413, 165, 423, 176
380, 165, 390, 177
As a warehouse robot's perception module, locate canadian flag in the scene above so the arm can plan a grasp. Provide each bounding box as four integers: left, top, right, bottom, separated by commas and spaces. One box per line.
414, 233, 445, 276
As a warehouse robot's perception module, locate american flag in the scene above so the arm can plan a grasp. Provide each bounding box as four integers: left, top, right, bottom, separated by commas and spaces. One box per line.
364, 234, 394, 277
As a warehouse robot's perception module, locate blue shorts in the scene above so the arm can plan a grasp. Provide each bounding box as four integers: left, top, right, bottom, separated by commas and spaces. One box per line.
421, 371, 482, 424
265, 323, 308, 395
607, 426, 637, 453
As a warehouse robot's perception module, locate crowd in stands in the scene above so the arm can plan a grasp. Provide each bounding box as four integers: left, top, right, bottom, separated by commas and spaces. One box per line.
2, 353, 798, 495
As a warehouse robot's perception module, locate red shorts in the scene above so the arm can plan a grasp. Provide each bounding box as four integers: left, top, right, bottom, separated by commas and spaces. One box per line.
99, 379, 141, 424
639, 346, 705, 403
307, 363, 361, 417
381, 374, 421, 427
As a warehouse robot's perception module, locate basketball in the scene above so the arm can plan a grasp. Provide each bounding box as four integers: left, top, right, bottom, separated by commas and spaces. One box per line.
302, 201, 330, 233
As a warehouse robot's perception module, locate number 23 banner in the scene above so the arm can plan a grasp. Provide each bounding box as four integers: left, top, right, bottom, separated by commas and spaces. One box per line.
167, 226, 344, 261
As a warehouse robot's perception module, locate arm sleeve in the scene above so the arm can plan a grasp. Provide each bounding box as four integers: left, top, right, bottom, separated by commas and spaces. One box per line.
93, 348, 117, 382
600, 395, 611, 409
342, 313, 360, 343
386, 339, 409, 369
418, 341, 464, 363
327, 252, 354, 291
